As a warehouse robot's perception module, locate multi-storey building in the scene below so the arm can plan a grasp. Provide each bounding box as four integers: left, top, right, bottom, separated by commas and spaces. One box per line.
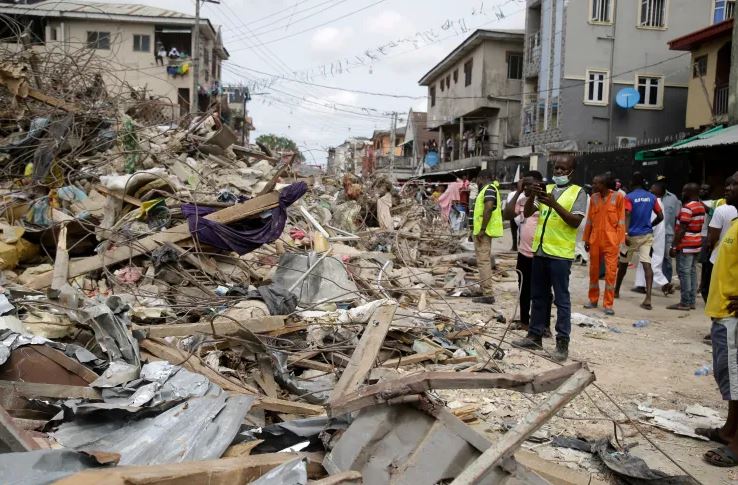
521, 0, 717, 155
419, 29, 524, 176
0, 0, 228, 117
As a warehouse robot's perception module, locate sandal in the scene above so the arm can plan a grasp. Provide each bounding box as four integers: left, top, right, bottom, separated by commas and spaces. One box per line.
704, 446, 738, 467
696, 427, 730, 445
667, 303, 691, 311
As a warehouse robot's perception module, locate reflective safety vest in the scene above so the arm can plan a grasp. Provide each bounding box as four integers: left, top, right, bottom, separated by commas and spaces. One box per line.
532, 184, 583, 259
473, 183, 503, 237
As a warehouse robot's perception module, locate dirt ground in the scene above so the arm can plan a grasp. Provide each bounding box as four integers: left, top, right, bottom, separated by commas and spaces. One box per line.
423, 234, 732, 484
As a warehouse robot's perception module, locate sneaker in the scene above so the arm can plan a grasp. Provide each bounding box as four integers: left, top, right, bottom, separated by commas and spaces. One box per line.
512, 334, 543, 349
472, 296, 496, 304
552, 338, 569, 362
583, 302, 598, 309
603, 308, 615, 316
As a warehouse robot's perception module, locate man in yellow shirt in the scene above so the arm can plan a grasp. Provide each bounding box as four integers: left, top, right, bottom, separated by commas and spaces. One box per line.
699, 171, 738, 467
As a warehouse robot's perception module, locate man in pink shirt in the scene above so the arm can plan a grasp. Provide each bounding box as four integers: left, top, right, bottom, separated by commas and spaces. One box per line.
504, 170, 546, 333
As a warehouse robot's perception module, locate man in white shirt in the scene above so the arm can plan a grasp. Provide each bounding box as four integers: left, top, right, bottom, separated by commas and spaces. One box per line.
704, 179, 738, 302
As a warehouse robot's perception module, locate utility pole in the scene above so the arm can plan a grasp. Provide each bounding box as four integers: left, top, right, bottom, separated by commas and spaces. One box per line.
192, 0, 220, 115
192, 0, 200, 114
729, 16, 738, 125
389, 112, 397, 181
240, 86, 251, 146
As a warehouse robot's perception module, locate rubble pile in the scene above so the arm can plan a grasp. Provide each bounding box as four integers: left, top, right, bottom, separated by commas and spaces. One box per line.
0, 51, 694, 485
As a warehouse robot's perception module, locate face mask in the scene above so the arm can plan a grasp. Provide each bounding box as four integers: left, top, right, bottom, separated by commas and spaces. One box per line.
552, 171, 572, 186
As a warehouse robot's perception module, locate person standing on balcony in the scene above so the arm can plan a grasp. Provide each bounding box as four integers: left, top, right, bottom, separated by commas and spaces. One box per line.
472, 169, 503, 305
513, 155, 586, 362
155, 42, 166, 66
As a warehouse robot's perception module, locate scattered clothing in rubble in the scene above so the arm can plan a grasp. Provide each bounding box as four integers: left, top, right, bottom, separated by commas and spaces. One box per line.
182, 182, 308, 254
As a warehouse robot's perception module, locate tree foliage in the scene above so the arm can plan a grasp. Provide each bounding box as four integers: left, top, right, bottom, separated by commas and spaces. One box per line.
255, 134, 304, 161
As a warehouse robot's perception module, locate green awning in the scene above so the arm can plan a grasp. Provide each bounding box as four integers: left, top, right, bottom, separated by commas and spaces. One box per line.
635, 125, 735, 161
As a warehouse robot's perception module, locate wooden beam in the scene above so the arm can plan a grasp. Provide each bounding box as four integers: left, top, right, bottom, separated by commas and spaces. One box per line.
329, 303, 397, 402
327, 363, 585, 417
53, 452, 325, 485
253, 396, 324, 416
0, 404, 40, 451
257, 154, 296, 196
380, 350, 444, 368
140, 339, 258, 394
139, 339, 324, 416
27, 191, 281, 289
450, 367, 596, 485
0, 380, 101, 400
134, 316, 285, 338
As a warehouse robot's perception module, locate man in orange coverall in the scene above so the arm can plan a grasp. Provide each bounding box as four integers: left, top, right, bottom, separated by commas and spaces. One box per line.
583, 173, 626, 315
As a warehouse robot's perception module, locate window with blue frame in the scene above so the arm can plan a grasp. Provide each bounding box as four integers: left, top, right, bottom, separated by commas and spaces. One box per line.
713, 0, 736, 23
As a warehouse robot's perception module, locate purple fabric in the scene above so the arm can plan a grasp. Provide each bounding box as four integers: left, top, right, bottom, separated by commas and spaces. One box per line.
181, 182, 308, 255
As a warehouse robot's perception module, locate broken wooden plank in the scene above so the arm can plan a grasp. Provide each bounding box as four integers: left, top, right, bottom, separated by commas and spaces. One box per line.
449, 367, 596, 485
380, 350, 444, 368
253, 396, 324, 416
329, 303, 397, 402
27, 191, 281, 289
53, 452, 325, 485
0, 404, 40, 452
139, 339, 258, 394
300, 206, 331, 239
232, 144, 279, 164
257, 153, 295, 196
135, 316, 285, 338
223, 440, 264, 457
256, 356, 280, 399
328, 363, 585, 416
139, 339, 323, 416
0, 380, 101, 400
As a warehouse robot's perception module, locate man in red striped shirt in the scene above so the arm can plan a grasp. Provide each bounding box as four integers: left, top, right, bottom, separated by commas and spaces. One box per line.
668, 183, 706, 311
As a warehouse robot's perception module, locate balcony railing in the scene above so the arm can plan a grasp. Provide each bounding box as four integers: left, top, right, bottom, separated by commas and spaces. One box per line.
714, 84, 729, 116
375, 155, 414, 169
524, 31, 541, 78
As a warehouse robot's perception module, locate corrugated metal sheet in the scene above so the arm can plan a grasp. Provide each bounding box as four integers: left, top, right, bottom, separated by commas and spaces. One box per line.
21, 0, 195, 19
637, 124, 738, 159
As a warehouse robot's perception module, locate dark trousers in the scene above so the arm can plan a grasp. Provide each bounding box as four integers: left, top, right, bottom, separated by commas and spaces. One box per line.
516, 253, 533, 325
530, 256, 572, 340
510, 219, 519, 251
663, 234, 674, 283
700, 238, 713, 303
701, 262, 713, 303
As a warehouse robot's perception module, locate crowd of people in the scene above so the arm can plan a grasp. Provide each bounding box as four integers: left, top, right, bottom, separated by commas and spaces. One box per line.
467, 158, 738, 467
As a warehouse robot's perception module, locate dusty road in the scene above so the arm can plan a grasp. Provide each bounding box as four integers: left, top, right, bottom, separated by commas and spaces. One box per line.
427, 235, 731, 484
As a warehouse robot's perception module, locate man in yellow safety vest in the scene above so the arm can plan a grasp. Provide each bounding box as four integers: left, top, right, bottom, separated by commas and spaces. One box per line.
513, 155, 587, 361
472, 169, 503, 304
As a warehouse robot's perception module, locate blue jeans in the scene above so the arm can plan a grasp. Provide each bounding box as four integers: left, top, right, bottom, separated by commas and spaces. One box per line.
663, 234, 674, 283
529, 256, 572, 340
676, 251, 698, 306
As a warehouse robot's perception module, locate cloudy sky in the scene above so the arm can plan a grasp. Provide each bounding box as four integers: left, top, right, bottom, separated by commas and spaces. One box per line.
113, 0, 526, 164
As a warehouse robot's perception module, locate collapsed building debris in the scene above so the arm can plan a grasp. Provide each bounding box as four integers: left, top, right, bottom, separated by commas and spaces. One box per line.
0, 40, 704, 485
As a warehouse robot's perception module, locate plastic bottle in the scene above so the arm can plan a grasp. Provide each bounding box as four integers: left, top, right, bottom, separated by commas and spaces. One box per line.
633, 319, 650, 328
695, 364, 713, 376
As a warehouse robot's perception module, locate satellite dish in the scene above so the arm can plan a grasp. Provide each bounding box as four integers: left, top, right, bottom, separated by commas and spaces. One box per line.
616, 88, 640, 109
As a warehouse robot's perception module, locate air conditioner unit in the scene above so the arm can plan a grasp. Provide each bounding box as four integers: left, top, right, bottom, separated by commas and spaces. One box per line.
617, 136, 637, 148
